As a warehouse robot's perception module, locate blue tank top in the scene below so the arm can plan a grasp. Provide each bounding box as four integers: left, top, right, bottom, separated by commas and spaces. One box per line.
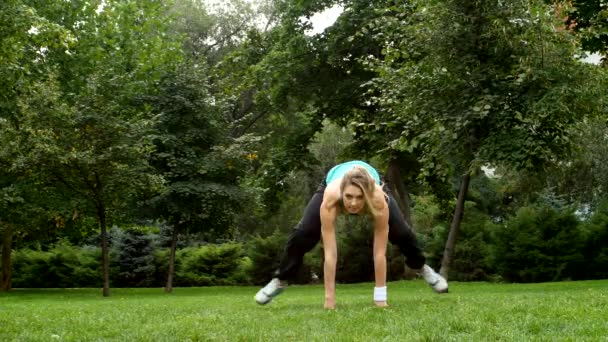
325, 160, 381, 185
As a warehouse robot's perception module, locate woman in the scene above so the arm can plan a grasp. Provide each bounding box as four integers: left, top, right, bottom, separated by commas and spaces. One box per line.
255, 160, 447, 309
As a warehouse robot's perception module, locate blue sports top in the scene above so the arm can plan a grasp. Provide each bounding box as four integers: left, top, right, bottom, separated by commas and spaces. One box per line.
325, 160, 381, 185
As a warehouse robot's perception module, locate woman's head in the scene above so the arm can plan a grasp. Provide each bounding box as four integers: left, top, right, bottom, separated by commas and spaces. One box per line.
340, 166, 376, 215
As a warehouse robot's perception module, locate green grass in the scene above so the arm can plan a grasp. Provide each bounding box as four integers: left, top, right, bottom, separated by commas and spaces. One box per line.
1, 280, 607, 341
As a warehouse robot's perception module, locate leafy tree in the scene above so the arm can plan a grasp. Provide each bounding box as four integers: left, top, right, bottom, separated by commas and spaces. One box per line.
566, 0, 608, 62
366, 0, 606, 278
0, 0, 71, 291
4, 0, 182, 296
146, 62, 261, 292
170, 0, 263, 65
543, 118, 608, 210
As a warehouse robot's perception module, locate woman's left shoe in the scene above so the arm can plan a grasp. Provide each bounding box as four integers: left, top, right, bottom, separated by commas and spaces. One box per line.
255, 278, 285, 304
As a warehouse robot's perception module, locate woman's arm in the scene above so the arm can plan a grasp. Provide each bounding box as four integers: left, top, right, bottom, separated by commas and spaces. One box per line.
372, 190, 389, 306
320, 194, 339, 309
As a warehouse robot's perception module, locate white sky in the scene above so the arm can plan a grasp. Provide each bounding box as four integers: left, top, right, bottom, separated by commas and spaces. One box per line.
303, 5, 343, 35
582, 52, 602, 65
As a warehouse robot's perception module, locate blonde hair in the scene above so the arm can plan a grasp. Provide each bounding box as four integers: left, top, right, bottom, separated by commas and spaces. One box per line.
340, 165, 378, 216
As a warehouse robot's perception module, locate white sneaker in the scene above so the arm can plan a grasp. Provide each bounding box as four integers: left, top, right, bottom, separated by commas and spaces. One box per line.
255, 278, 284, 305
420, 265, 448, 293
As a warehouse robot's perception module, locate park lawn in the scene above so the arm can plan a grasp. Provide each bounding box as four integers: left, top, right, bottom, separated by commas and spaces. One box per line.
0, 280, 606, 341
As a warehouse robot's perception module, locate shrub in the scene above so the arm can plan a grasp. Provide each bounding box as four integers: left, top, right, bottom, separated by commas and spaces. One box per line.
448, 203, 496, 281
309, 215, 406, 284
246, 231, 288, 285
12, 242, 101, 288
334, 215, 375, 283
174, 243, 246, 286
490, 206, 584, 282
111, 228, 156, 287
580, 201, 608, 280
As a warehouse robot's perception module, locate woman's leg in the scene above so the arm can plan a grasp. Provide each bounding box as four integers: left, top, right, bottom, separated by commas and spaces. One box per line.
385, 190, 448, 293
256, 184, 326, 304
385, 193, 426, 269
275, 184, 325, 281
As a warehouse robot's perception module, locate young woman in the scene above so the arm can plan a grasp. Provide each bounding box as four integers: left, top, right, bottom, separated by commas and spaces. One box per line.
255, 160, 447, 309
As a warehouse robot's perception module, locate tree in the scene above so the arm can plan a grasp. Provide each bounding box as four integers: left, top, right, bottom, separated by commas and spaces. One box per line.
543, 118, 608, 210
0, 0, 71, 291
170, 0, 263, 65
146, 64, 257, 292
367, 0, 606, 278
4, 0, 182, 296
566, 0, 608, 62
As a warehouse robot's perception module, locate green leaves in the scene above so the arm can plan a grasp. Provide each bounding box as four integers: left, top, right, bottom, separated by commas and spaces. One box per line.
365, 0, 606, 177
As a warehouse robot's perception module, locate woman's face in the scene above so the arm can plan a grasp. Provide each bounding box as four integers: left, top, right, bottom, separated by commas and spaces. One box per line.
342, 184, 365, 214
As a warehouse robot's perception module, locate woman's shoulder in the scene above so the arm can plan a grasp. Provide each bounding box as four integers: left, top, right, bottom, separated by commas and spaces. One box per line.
371, 185, 388, 211
323, 180, 340, 199
321, 181, 341, 208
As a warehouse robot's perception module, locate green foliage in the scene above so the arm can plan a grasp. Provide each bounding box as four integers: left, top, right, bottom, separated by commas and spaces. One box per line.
174, 244, 247, 286
490, 206, 585, 282
306, 215, 406, 284
246, 232, 288, 285
542, 118, 608, 210
447, 203, 495, 281
110, 228, 156, 287
10, 240, 251, 288
170, 0, 261, 65
334, 215, 375, 283
411, 194, 449, 264
367, 0, 605, 177
147, 63, 257, 239
567, 0, 608, 59
580, 200, 608, 279
11, 242, 101, 288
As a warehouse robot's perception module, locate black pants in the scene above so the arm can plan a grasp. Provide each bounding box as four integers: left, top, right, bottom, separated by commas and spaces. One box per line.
276, 183, 426, 281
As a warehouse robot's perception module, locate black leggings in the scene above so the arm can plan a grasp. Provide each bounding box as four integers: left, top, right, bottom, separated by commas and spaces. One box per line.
276, 183, 426, 281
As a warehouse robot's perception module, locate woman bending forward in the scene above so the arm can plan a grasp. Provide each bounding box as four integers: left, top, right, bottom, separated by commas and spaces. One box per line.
255, 160, 448, 309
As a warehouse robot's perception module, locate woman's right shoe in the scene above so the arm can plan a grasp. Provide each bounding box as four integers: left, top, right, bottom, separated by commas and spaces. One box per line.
420, 265, 448, 293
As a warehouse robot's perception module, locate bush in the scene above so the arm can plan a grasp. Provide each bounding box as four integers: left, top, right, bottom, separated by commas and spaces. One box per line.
174, 243, 247, 286
11, 239, 251, 288
12, 242, 101, 288
490, 206, 585, 282
580, 201, 608, 280
411, 194, 449, 270
308, 215, 406, 284
448, 203, 496, 281
111, 228, 156, 287
246, 231, 288, 285
334, 215, 375, 283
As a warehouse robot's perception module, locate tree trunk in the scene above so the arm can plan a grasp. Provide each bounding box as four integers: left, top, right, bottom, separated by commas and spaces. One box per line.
165, 225, 179, 293
1, 223, 13, 291
97, 205, 110, 297
385, 159, 412, 226
439, 172, 471, 280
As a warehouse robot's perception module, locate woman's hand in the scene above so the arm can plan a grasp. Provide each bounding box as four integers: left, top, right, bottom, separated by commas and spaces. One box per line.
374, 300, 389, 307
320, 189, 339, 311
324, 297, 336, 310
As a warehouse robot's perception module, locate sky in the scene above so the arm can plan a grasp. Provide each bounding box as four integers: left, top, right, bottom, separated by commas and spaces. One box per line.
304, 5, 343, 35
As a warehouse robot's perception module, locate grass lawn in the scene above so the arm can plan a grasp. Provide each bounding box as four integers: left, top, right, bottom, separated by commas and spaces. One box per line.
0, 279, 607, 341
